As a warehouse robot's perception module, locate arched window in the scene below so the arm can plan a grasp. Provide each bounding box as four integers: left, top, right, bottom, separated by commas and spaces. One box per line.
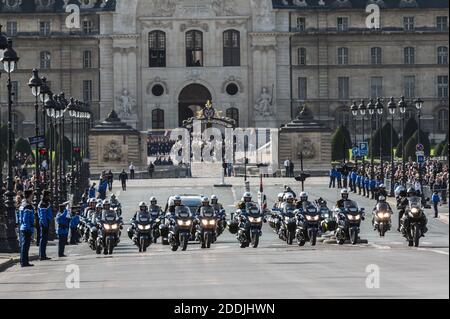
152, 109, 164, 129
337, 47, 348, 65
40, 51, 51, 69
186, 30, 203, 67
437, 109, 449, 132
223, 30, 240, 66
149, 31, 166, 68
298, 47, 306, 65
437, 46, 448, 65
226, 107, 239, 127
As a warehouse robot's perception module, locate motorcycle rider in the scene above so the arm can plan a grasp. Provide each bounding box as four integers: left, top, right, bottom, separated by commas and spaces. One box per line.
375, 184, 388, 201
400, 188, 428, 235
295, 192, 311, 210
110, 194, 120, 208
283, 185, 297, 199
282, 193, 296, 210
397, 187, 413, 232
168, 195, 187, 215
196, 197, 212, 216
149, 196, 162, 213
129, 202, 150, 239
372, 195, 392, 227
273, 193, 285, 210
236, 192, 256, 210
210, 195, 223, 212
88, 202, 103, 246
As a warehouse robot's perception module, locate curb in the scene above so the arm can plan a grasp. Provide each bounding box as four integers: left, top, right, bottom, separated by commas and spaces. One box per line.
438, 214, 449, 225
0, 255, 39, 273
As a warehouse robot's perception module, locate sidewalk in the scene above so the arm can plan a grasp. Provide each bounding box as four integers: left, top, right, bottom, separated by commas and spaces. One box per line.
0, 241, 57, 272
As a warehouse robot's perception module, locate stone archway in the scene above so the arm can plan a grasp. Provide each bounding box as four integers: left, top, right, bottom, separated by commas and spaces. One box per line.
178, 84, 212, 127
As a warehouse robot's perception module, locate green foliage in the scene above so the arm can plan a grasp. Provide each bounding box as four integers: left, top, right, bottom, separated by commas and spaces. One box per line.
434, 142, 445, 157
369, 122, 399, 158
331, 126, 350, 161
403, 117, 418, 140
15, 137, 33, 156
55, 136, 73, 162
441, 143, 449, 157
404, 130, 431, 159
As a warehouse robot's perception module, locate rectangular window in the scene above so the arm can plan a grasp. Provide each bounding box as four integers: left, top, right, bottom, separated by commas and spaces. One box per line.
403, 16, 415, 31
83, 50, 92, 68
6, 21, 17, 37
337, 17, 349, 31
82, 20, 93, 35
39, 21, 51, 36
83, 80, 93, 102
437, 16, 448, 31
370, 77, 383, 98
371, 47, 382, 65
298, 77, 307, 100
298, 48, 306, 65
404, 76, 416, 99
296, 17, 306, 31
404, 47, 415, 65
338, 77, 349, 100
337, 47, 349, 65
438, 75, 448, 98
11, 81, 18, 102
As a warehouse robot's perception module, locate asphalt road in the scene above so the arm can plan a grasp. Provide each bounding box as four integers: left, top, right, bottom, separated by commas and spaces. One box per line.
0, 177, 448, 299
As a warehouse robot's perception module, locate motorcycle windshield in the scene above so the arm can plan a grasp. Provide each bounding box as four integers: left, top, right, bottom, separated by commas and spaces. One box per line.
376, 203, 390, 212
302, 202, 318, 214
138, 213, 150, 222
247, 206, 261, 217
343, 201, 359, 213
175, 206, 191, 218
104, 211, 117, 221
408, 196, 422, 209
200, 207, 215, 218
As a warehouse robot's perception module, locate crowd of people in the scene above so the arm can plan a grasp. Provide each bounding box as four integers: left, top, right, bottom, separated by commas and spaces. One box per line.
147, 136, 176, 156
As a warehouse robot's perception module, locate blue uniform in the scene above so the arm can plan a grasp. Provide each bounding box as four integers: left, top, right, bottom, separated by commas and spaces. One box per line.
56, 209, 70, 257
38, 200, 53, 259
69, 214, 80, 244
18, 201, 35, 266
89, 186, 96, 199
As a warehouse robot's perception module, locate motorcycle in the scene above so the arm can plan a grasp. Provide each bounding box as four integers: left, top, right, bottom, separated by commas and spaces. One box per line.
195, 206, 217, 249
168, 206, 194, 251
315, 199, 336, 234
131, 213, 153, 252
214, 208, 227, 237
268, 208, 282, 234
96, 210, 122, 255
278, 205, 297, 245
149, 208, 163, 243
334, 201, 365, 245
401, 197, 427, 247
236, 203, 264, 248
372, 202, 392, 237
296, 202, 321, 246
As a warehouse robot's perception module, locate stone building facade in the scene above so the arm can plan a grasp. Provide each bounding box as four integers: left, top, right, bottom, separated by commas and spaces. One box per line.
1, 0, 448, 144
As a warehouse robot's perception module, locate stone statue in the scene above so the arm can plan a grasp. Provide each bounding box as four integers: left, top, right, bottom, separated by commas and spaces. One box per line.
254, 87, 273, 117
212, 0, 236, 16
116, 89, 136, 119
297, 137, 315, 159
103, 140, 122, 162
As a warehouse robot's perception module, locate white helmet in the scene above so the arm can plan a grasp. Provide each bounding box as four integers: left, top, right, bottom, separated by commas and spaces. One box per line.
139, 201, 147, 207
149, 196, 157, 203
277, 193, 284, 200
211, 195, 218, 200
379, 184, 385, 189
284, 193, 294, 201
300, 192, 308, 200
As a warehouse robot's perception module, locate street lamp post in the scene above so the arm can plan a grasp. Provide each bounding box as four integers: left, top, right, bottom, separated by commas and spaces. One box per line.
39, 77, 50, 189
388, 97, 397, 197
376, 98, 384, 182
358, 100, 367, 177
350, 101, 359, 168
0, 38, 20, 252
28, 69, 43, 208
59, 93, 68, 203
398, 96, 408, 185
67, 98, 77, 201
367, 99, 376, 180
44, 92, 56, 208
414, 97, 424, 198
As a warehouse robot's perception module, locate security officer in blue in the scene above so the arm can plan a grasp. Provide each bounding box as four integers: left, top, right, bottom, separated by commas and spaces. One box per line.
369, 176, 376, 199
69, 207, 81, 245
18, 190, 35, 267
56, 203, 71, 258
38, 190, 53, 261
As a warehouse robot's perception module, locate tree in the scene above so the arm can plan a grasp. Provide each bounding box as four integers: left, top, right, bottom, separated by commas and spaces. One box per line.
331, 126, 351, 161
434, 142, 445, 157
15, 137, 33, 157
369, 122, 399, 158
339, 125, 352, 149
404, 130, 431, 160
403, 117, 418, 140
55, 136, 73, 163
441, 143, 449, 158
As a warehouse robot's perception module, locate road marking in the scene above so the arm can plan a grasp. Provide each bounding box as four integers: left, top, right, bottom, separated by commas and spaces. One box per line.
231, 187, 237, 203
417, 248, 449, 255
370, 244, 391, 250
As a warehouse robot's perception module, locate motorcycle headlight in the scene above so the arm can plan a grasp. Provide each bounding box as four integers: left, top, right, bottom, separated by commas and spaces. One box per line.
145, 224, 151, 230
322, 214, 329, 218
111, 224, 118, 230
104, 224, 111, 230
306, 215, 320, 221
209, 220, 216, 225
284, 217, 292, 222
178, 220, 192, 226
156, 218, 161, 223
383, 213, 391, 218
201, 219, 209, 226
411, 208, 420, 215
138, 224, 144, 230
348, 215, 361, 221
249, 216, 262, 223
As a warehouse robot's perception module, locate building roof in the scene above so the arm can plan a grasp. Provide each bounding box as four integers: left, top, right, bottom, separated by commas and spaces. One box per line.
0, 0, 116, 13
90, 110, 139, 134
272, 0, 449, 10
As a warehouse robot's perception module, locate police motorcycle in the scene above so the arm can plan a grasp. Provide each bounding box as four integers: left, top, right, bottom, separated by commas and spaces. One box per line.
96, 208, 123, 255
168, 206, 194, 251
88, 203, 103, 250
334, 200, 365, 245
78, 199, 96, 241
295, 201, 321, 246
235, 202, 264, 249
268, 193, 285, 234
149, 207, 163, 243
195, 206, 217, 249
372, 196, 392, 237
314, 198, 336, 233
128, 202, 153, 252
400, 196, 428, 247
210, 195, 226, 237
278, 194, 297, 245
